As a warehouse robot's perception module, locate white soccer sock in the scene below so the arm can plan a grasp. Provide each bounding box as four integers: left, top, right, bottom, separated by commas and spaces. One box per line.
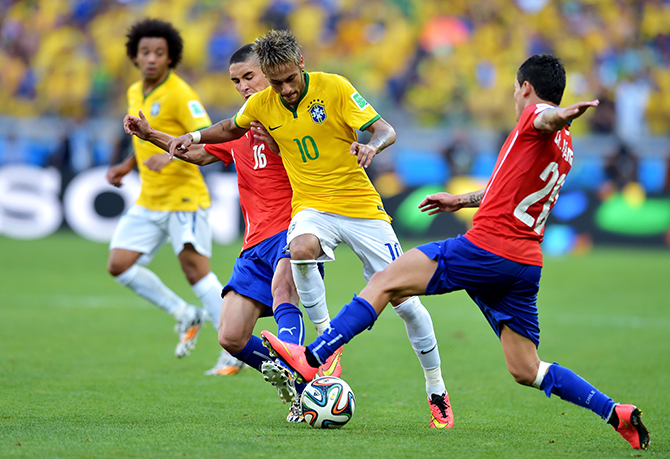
114, 264, 187, 315
314, 319, 331, 336
532, 361, 552, 389
191, 271, 224, 329
290, 259, 331, 330
424, 367, 446, 397
393, 296, 445, 395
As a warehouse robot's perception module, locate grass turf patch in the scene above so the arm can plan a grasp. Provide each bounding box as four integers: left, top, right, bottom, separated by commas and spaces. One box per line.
1, 233, 668, 458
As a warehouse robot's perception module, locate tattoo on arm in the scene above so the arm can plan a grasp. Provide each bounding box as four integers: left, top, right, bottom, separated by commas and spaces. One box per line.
219, 121, 226, 132
458, 190, 484, 207
370, 130, 392, 154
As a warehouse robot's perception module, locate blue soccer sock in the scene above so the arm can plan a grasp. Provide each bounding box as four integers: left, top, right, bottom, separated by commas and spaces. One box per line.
307, 295, 378, 365
539, 363, 616, 420
274, 302, 305, 345
232, 335, 271, 372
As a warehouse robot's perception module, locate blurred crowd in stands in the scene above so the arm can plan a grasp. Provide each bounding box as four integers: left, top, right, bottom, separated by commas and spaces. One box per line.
1, 0, 670, 193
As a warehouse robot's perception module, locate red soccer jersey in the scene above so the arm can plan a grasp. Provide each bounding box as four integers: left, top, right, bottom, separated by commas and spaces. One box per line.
465, 103, 574, 266
205, 132, 292, 251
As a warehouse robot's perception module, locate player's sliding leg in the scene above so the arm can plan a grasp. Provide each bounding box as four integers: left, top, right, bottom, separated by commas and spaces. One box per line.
262, 294, 376, 382
263, 249, 438, 378
391, 295, 453, 428
342, 219, 451, 427
263, 250, 454, 426
501, 326, 649, 450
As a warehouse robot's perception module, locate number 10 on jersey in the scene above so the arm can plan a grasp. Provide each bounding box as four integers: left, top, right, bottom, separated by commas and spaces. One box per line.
294, 136, 320, 163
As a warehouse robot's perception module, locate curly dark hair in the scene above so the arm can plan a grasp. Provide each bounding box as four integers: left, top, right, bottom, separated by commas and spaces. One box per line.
125, 18, 183, 68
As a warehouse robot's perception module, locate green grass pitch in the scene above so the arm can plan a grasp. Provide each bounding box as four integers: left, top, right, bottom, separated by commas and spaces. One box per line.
1, 232, 668, 458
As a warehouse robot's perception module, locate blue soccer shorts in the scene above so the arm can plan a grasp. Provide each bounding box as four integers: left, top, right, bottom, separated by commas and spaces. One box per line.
416, 235, 542, 347
222, 230, 291, 314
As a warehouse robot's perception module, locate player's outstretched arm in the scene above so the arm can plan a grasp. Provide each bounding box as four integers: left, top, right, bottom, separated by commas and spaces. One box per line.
123, 110, 219, 166
351, 118, 396, 168
534, 99, 600, 133
419, 189, 485, 215
167, 118, 246, 158
124, 110, 171, 151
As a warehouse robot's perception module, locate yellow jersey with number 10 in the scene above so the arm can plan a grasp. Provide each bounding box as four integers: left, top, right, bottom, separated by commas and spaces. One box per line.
234, 71, 390, 223
127, 71, 212, 211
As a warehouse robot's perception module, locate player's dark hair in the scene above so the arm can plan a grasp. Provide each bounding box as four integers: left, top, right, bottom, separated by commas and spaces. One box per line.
517, 54, 565, 105
125, 18, 183, 68
229, 44, 257, 66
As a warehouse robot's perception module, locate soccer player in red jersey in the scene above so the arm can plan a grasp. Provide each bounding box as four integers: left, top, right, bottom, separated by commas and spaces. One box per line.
262, 54, 650, 449
124, 44, 325, 422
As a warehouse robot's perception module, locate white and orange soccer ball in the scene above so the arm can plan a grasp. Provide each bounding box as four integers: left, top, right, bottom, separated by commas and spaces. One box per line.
301, 376, 355, 428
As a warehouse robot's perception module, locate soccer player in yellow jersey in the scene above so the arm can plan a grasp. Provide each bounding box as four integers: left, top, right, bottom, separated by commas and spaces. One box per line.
167, 30, 452, 428
106, 19, 243, 375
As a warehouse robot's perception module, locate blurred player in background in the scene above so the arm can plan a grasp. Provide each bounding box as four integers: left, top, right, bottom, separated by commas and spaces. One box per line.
167, 29, 452, 429
262, 54, 650, 450
106, 18, 243, 374
124, 44, 336, 422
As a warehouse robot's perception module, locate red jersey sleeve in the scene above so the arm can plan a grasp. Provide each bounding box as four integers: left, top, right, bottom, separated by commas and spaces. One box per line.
204, 136, 249, 167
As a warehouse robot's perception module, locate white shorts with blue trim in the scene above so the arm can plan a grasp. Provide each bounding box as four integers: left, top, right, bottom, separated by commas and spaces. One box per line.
286, 208, 403, 282
109, 204, 212, 265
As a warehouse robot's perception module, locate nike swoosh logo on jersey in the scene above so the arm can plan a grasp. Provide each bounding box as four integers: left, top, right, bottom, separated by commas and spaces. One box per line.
268, 125, 282, 131
420, 344, 437, 354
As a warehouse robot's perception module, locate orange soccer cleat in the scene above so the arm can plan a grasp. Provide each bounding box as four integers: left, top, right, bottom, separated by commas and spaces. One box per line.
428, 392, 454, 429
316, 346, 343, 378
612, 404, 649, 450
261, 330, 319, 382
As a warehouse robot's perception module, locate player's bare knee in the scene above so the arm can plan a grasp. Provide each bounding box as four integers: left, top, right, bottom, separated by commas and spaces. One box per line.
218, 330, 243, 354
107, 259, 129, 277
272, 286, 295, 306
367, 270, 397, 298
290, 246, 314, 261
508, 367, 536, 386
182, 269, 201, 285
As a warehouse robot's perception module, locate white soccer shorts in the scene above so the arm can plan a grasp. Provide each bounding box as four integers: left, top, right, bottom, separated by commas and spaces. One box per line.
109, 204, 213, 264
286, 208, 404, 281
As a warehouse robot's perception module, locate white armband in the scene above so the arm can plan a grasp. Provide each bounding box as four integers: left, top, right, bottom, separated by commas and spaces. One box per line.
189, 130, 201, 144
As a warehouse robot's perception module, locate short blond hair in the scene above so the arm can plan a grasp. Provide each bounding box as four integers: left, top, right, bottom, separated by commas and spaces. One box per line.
253, 29, 301, 73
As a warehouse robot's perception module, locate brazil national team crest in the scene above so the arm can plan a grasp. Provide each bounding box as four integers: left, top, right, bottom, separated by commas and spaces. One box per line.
308, 99, 326, 125
151, 102, 160, 116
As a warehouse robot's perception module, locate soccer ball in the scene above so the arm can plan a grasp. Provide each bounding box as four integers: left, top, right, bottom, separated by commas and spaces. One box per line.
301, 376, 355, 428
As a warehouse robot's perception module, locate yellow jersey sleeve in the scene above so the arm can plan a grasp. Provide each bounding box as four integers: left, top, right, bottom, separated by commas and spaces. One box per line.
128, 72, 212, 212
329, 74, 381, 131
